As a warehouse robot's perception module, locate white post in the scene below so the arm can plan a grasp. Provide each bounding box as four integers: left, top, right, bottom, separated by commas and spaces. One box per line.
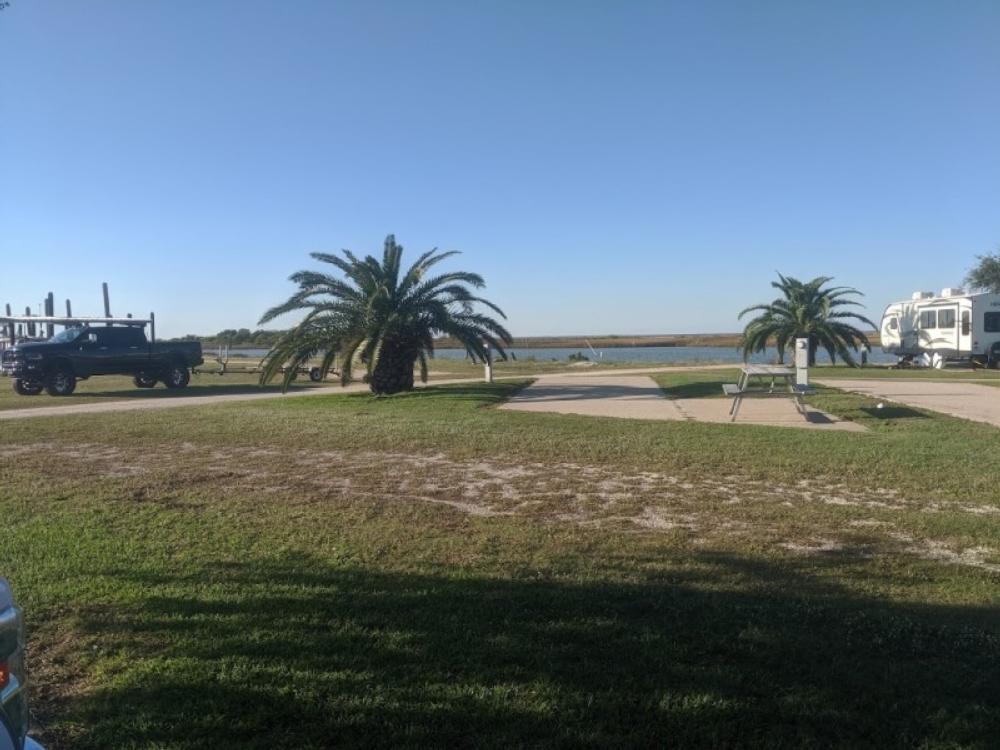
795, 337, 809, 386
484, 342, 494, 383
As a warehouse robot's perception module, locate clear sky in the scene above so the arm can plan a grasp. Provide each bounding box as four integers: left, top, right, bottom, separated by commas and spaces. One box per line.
2, 1, 998, 338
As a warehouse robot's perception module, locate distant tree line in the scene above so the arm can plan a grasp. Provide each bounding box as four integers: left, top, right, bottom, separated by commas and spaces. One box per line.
169, 328, 290, 347
965, 248, 1000, 293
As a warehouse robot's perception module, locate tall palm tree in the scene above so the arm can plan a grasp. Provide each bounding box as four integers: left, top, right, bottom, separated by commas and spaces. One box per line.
739, 274, 875, 366
259, 235, 512, 394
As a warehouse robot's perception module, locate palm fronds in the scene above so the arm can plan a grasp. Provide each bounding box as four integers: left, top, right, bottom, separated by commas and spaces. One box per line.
739, 274, 876, 366
259, 235, 511, 394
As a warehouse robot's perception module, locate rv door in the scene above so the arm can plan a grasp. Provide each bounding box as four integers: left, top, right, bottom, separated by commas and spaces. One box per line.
959, 308, 973, 354
935, 306, 960, 356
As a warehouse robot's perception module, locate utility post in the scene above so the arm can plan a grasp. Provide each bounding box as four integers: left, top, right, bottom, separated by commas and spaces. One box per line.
484, 341, 494, 384
795, 338, 809, 387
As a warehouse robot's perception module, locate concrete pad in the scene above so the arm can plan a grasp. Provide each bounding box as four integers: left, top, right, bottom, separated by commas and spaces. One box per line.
819, 379, 1000, 427
503, 374, 865, 431
675, 397, 867, 431
501, 375, 687, 421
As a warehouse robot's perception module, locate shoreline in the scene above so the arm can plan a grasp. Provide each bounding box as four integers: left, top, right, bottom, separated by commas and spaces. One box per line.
210, 332, 883, 352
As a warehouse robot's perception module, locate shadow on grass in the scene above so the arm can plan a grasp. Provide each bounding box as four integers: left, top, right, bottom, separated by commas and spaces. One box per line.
658, 380, 727, 399
307, 381, 531, 409
50, 551, 1000, 750
860, 406, 930, 420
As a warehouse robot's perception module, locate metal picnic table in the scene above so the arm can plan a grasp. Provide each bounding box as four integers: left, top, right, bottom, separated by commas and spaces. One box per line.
723, 365, 814, 422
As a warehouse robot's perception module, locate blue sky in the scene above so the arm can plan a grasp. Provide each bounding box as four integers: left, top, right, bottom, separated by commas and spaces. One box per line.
1, 1, 998, 338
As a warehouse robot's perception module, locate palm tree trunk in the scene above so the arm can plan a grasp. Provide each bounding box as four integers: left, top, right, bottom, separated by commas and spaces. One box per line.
370, 340, 416, 395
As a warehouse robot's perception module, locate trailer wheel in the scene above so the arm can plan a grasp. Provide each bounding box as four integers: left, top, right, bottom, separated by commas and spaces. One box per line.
163, 363, 191, 389
309, 367, 324, 382
12, 379, 43, 396
45, 365, 77, 396
133, 373, 158, 388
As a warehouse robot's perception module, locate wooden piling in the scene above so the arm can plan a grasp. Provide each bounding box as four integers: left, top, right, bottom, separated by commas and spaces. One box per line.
45, 292, 55, 338
102, 282, 112, 325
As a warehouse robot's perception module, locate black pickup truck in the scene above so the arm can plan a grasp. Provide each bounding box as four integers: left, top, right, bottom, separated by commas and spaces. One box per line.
1, 325, 203, 396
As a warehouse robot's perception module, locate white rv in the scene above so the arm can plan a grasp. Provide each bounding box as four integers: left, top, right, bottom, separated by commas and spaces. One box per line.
880, 288, 1000, 368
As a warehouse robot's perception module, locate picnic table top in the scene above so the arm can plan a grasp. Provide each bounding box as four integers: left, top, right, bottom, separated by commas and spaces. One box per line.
741, 365, 795, 376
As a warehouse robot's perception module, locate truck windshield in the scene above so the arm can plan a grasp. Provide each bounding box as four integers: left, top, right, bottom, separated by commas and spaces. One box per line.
49, 327, 85, 344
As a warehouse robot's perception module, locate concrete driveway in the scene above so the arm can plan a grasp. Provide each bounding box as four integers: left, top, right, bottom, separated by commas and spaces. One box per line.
503, 374, 864, 430
819, 378, 1000, 427
501, 375, 687, 421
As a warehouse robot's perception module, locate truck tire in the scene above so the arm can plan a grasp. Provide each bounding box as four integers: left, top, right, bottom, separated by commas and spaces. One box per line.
45, 365, 77, 396
12, 379, 43, 396
309, 367, 323, 382
163, 363, 190, 389
133, 372, 158, 388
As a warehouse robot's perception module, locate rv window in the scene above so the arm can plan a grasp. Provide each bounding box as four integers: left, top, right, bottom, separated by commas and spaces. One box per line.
888, 317, 898, 331
986, 312, 1000, 333
919, 310, 937, 329
939, 309, 956, 329
962, 311, 971, 336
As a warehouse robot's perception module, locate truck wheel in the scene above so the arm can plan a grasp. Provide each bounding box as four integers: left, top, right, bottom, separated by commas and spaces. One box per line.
309, 367, 324, 382
12, 379, 43, 396
163, 363, 190, 389
133, 373, 158, 388
45, 366, 77, 396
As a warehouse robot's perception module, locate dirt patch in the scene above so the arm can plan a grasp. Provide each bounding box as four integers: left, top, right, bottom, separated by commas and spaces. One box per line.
7, 442, 1000, 573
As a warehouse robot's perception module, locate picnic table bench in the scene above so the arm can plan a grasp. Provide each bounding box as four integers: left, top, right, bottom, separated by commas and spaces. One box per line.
722, 365, 816, 422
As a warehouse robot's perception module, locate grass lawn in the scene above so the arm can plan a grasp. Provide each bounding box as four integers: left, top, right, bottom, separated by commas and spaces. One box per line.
0, 372, 330, 411
814, 364, 1000, 382
0, 357, 637, 412
1, 374, 999, 748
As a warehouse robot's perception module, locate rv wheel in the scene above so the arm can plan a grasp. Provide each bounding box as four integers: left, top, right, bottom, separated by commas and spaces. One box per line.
309, 367, 323, 382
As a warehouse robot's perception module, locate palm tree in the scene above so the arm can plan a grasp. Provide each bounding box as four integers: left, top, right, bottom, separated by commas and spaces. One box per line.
739, 274, 875, 366
259, 235, 512, 394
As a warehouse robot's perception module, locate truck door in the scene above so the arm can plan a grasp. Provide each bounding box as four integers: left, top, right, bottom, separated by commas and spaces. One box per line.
117, 327, 150, 371
78, 329, 119, 375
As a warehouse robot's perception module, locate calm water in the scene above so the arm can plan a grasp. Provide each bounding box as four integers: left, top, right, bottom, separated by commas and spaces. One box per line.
225, 345, 894, 365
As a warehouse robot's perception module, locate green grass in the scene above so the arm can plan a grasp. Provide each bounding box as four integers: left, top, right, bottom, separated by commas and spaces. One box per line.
815, 364, 1000, 381
0, 372, 328, 411
1, 375, 999, 748
0, 357, 652, 412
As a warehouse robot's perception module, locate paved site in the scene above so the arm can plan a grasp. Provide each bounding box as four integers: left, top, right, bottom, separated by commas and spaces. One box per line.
503, 374, 865, 431
819, 378, 1000, 427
